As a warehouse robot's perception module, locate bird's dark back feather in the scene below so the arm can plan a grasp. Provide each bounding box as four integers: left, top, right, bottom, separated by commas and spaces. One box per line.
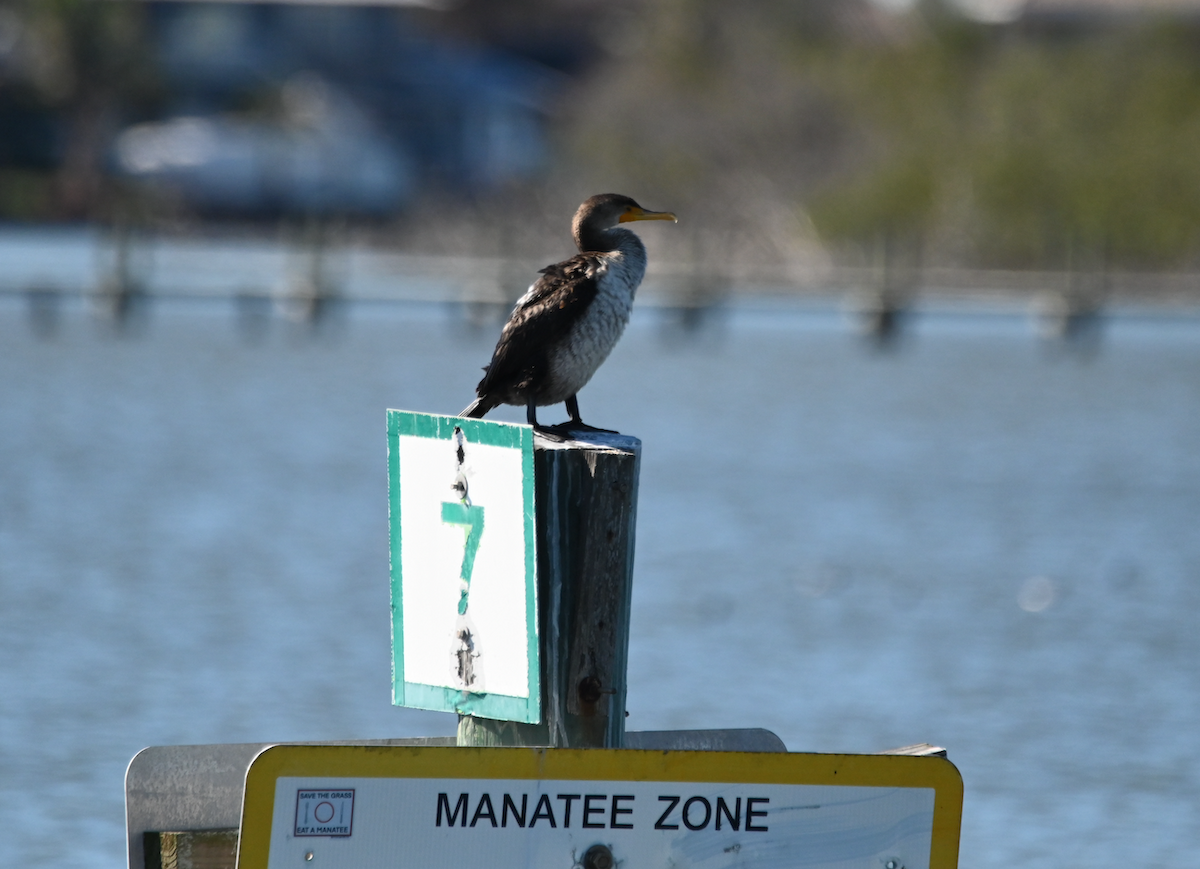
475, 253, 603, 402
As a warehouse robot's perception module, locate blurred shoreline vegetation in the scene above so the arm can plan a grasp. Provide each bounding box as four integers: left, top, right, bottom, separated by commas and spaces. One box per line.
557, 0, 1200, 273
0, 0, 162, 220
4, 0, 1200, 275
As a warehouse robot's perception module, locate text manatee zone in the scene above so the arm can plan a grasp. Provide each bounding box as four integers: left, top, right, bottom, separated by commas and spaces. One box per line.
436, 792, 769, 832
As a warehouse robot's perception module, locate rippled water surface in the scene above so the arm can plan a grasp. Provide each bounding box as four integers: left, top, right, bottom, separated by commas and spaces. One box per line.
2, 297, 1199, 868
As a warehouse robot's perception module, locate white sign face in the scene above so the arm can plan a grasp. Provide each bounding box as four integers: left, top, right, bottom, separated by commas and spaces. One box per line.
237, 747, 964, 869
387, 411, 539, 723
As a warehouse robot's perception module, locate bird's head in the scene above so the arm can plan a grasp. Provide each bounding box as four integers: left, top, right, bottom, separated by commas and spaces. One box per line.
573, 193, 676, 252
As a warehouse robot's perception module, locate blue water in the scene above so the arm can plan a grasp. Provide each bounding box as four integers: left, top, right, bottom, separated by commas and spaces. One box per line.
2, 296, 1199, 868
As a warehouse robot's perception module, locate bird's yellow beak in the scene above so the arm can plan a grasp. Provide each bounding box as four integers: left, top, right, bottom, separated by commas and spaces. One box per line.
619, 206, 678, 223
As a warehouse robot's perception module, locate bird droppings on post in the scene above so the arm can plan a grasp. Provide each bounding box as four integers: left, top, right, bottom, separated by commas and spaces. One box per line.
455, 627, 477, 689
440, 423, 489, 692
454, 426, 467, 467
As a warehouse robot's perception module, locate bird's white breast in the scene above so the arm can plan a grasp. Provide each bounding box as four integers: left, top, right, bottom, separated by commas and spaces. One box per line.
545, 247, 645, 401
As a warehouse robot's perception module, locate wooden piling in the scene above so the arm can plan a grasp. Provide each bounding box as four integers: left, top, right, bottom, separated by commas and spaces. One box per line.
457, 431, 641, 749
144, 829, 237, 869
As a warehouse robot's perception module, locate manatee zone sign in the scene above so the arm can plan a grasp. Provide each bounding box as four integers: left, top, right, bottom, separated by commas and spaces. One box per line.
236, 745, 964, 869
387, 410, 539, 723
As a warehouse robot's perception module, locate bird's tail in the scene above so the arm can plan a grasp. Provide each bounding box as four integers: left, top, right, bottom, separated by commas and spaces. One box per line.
460, 395, 498, 419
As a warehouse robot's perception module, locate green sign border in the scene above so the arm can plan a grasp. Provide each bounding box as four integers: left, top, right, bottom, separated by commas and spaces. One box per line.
387, 410, 539, 723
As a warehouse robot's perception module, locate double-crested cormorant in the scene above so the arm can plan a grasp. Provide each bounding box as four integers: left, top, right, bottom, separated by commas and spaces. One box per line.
461, 193, 677, 432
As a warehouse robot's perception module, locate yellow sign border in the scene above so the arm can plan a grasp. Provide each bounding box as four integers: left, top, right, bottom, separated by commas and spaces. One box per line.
238, 745, 963, 869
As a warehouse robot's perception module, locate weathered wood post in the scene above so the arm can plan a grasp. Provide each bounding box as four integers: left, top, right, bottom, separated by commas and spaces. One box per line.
457, 430, 641, 749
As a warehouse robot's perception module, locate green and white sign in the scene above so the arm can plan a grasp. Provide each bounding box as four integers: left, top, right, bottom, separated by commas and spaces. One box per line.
387, 410, 539, 723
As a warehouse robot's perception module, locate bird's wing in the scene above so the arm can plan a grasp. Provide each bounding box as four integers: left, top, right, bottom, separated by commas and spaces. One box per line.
476, 254, 604, 397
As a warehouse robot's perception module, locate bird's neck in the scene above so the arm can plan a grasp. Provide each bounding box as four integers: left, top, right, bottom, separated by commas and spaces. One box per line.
588, 228, 648, 293
574, 223, 640, 256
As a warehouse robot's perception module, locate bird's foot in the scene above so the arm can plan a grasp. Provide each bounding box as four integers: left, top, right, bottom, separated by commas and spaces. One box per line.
537, 421, 620, 439
531, 423, 568, 442
569, 421, 619, 434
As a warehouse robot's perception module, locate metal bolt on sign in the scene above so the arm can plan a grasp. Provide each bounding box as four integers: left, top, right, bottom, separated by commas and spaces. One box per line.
581, 843, 614, 869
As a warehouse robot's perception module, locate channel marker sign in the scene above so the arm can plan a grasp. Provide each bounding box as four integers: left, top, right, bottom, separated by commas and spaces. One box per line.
387, 410, 539, 724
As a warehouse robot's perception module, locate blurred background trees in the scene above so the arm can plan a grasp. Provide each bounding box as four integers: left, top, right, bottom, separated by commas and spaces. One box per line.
4, 0, 1200, 273
0, 0, 162, 219
560, 0, 1200, 273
